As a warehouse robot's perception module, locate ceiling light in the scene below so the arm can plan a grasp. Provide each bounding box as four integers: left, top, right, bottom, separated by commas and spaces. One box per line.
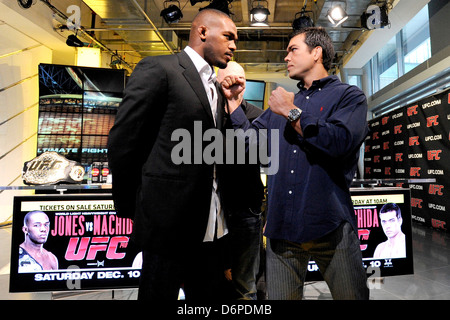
17, 0, 36, 9
327, 4, 348, 27
199, 0, 232, 15
250, 1, 270, 26
160, 1, 183, 24
66, 34, 84, 47
190, 0, 209, 5
292, 11, 315, 30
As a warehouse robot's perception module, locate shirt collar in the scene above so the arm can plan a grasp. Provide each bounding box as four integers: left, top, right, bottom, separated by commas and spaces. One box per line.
184, 46, 216, 82
296, 75, 337, 91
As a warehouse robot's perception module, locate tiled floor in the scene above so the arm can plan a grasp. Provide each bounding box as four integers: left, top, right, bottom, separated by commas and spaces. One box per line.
1, 222, 449, 300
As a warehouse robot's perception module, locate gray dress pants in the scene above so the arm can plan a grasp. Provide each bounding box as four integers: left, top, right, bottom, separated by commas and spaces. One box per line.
266, 222, 369, 300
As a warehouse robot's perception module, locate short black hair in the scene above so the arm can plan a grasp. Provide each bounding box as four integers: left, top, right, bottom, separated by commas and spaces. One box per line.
380, 203, 402, 219
289, 27, 335, 71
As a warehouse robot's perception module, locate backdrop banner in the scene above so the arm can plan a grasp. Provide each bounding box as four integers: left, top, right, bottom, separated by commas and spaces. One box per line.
363, 88, 450, 232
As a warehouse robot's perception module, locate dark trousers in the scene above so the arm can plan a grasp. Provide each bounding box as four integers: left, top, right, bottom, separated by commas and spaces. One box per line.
226, 207, 262, 300
138, 240, 226, 301
266, 222, 369, 300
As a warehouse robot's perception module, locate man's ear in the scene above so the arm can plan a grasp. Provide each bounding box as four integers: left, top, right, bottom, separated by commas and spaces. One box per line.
198, 25, 207, 42
313, 46, 323, 63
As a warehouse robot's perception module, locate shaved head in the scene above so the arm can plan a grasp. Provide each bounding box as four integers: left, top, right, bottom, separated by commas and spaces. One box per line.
217, 61, 246, 104
188, 9, 237, 68
217, 61, 245, 83
189, 9, 232, 41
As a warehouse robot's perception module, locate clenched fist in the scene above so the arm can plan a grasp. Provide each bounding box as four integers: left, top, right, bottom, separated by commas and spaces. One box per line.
220, 75, 245, 113
268, 86, 295, 118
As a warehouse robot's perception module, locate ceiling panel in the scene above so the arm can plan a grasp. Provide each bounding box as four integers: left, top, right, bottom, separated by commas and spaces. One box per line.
80, 0, 378, 72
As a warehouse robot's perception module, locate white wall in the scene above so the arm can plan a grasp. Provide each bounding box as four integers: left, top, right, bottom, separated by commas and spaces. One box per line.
0, 1, 72, 224
0, 0, 137, 224
344, 0, 431, 69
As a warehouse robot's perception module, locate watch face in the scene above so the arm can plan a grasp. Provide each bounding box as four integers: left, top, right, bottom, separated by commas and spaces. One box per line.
288, 108, 301, 122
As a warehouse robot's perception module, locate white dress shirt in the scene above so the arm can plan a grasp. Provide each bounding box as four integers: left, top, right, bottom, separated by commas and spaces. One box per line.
183, 46, 228, 241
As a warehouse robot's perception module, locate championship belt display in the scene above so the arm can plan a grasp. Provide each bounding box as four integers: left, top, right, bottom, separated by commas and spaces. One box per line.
22, 152, 85, 185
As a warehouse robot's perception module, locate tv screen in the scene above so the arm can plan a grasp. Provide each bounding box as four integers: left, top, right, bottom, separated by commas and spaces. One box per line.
37, 64, 126, 167
306, 187, 414, 281
244, 80, 265, 109
9, 194, 142, 292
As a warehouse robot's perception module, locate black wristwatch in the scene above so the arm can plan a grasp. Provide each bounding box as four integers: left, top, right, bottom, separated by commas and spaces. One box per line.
287, 108, 302, 122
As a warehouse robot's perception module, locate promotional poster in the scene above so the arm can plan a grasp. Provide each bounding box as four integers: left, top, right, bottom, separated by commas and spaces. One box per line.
10, 194, 141, 293
11, 189, 414, 292
306, 188, 414, 281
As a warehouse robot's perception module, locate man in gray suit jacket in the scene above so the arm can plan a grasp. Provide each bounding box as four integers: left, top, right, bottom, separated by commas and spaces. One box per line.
107, 9, 238, 300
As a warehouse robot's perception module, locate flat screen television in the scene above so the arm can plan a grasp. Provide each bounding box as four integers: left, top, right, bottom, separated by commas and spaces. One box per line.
37, 64, 126, 167
9, 194, 142, 292
306, 187, 414, 282
244, 80, 265, 109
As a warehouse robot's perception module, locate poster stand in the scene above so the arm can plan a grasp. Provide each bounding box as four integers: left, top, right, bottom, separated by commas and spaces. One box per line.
50, 289, 119, 300
351, 178, 436, 188
0, 184, 112, 193
3, 179, 431, 294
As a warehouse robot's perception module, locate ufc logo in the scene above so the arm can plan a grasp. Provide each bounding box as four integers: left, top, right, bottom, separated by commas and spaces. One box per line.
395, 153, 403, 162
427, 150, 442, 160
382, 116, 389, 125
365, 167, 371, 174
385, 167, 391, 175
365, 145, 371, 153
428, 184, 444, 196
374, 155, 380, 163
410, 167, 421, 177
383, 142, 389, 150
372, 132, 379, 140
65, 236, 129, 261
431, 219, 446, 230
409, 136, 420, 146
426, 115, 439, 127
358, 229, 370, 251
411, 198, 423, 208
407, 105, 418, 116
394, 125, 402, 134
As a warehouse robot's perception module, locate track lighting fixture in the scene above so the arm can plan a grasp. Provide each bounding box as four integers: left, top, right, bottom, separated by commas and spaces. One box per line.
199, 0, 232, 16
160, 1, 183, 24
292, 11, 315, 30
250, 0, 270, 26
66, 34, 84, 47
17, 0, 36, 9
